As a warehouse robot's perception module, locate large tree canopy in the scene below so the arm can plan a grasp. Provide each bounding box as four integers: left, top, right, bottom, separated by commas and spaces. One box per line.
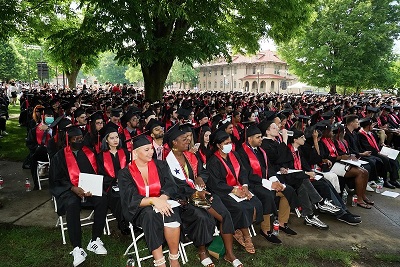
279, 0, 400, 94
84, 0, 316, 100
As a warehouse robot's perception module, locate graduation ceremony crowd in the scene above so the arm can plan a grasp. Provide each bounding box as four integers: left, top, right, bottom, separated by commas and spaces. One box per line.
8, 85, 400, 267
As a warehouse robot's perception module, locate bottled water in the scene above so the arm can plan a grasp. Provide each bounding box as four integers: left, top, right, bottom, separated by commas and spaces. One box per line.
351, 195, 358, 207
342, 189, 348, 205
376, 177, 384, 194
126, 256, 135, 267
25, 178, 31, 192
272, 219, 280, 236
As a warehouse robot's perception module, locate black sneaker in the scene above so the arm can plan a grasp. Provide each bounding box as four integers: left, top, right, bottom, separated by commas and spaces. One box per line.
337, 213, 362, 226
346, 211, 361, 220
259, 230, 282, 244
279, 224, 297, 235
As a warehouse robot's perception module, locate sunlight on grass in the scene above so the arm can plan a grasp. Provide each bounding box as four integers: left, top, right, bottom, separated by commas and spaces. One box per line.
0, 105, 29, 161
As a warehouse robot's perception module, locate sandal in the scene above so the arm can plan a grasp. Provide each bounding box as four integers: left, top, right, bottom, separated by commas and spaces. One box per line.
233, 229, 245, 247
243, 236, 255, 254
154, 256, 166, 266
199, 251, 215, 267
356, 202, 372, 209
224, 257, 244, 267
363, 199, 374, 205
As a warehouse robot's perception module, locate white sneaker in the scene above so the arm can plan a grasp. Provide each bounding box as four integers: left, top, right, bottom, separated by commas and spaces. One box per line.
366, 184, 374, 192
368, 181, 377, 188
87, 237, 107, 255
1, 131, 8, 135
70, 247, 87, 267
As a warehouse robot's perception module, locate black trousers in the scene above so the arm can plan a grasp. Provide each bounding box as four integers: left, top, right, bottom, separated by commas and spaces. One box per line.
30, 146, 48, 188
106, 189, 128, 231
65, 194, 108, 248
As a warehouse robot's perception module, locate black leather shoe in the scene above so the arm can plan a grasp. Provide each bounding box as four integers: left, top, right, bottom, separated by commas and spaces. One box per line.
383, 181, 396, 189
279, 224, 297, 235
390, 180, 400, 188
259, 230, 282, 244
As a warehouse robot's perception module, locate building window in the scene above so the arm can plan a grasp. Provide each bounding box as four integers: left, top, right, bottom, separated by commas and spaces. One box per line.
208, 71, 211, 77
261, 65, 265, 74
252, 66, 256, 74
203, 70, 206, 77
234, 80, 237, 89
215, 69, 217, 76
203, 82, 206, 89
220, 80, 223, 88
220, 68, 224, 75
214, 81, 217, 88
234, 66, 237, 74
208, 81, 211, 88
274, 68, 280, 75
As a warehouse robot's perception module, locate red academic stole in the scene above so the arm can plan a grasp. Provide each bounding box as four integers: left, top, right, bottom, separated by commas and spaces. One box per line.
359, 130, 379, 151
215, 151, 241, 187
182, 151, 198, 189
64, 146, 98, 187
389, 114, 399, 124
321, 137, 338, 157
123, 128, 133, 152
232, 125, 241, 140
376, 117, 382, 127
336, 139, 349, 154
198, 149, 206, 164
128, 160, 161, 197
35, 124, 50, 146
103, 149, 127, 178
242, 143, 268, 178
288, 143, 302, 170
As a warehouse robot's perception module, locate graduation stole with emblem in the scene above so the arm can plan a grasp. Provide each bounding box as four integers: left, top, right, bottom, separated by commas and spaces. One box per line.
214, 151, 241, 187
166, 151, 196, 188
103, 149, 127, 178
242, 143, 268, 179
35, 123, 51, 146
123, 128, 133, 152
129, 160, 161, 197
288, 143, 302, 170
321, 137, 338, 158
64, 146, 98, 187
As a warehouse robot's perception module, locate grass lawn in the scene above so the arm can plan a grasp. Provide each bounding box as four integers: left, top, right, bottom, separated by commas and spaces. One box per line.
0, 105, 29, 162
1, 223, 399, 267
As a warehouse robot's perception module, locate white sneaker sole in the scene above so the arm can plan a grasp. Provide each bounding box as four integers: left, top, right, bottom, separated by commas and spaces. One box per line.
87, 245, 107, 255
73, 257, 86, 267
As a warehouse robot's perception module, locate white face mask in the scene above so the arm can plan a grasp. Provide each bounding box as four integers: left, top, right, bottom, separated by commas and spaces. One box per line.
221, 143, 233, 154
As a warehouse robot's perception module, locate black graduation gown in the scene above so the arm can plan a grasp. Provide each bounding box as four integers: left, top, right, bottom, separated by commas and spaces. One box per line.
261, 138, 308, 189
206, 151, 263, 229
237, 144, 299, 212
118, 160, 181, 252
49, 147, 99, 215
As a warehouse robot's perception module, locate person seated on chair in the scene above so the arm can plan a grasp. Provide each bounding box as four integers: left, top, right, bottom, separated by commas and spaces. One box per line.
237, 125, 299, 244
165, 124, 243, 267
119, 135, 181, 267
207, 130, 263, 255
97, 123, 131, 235
26, 107, 54, 190
49, 125, 108, 267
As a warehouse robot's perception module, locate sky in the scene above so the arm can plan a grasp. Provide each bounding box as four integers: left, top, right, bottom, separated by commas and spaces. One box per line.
259, 38, 400, 54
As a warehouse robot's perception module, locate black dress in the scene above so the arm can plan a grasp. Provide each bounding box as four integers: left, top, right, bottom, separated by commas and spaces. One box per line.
206, 151, 263, 230
118, 160, 181, 252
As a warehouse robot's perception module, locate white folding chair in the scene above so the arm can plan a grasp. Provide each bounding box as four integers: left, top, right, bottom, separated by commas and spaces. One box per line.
53, 197, 107, 244
37, 160, 50, 190
105, 212, 116, 236
124, 223, 186, 267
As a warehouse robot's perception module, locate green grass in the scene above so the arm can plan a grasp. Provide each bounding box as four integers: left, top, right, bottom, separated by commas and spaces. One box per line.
374, 253, 400, 263
0, 105, 29, 161
0, 223, 363, 267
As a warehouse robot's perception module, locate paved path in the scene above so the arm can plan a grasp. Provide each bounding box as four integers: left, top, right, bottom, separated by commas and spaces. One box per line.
1, 160, 399, 253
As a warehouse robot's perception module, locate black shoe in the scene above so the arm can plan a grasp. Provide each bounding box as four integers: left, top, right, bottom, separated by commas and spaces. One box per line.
383, 181, 396, 189
337, 213, 362, 226
390, 180, 400, 188
346, 212, 361, 220
279, 224, 297, 235
259, 230, 282, 244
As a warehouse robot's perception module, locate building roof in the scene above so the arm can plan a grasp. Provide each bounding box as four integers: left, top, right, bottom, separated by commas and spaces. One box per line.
240, 74, 286, 80
201, 50, 286, 67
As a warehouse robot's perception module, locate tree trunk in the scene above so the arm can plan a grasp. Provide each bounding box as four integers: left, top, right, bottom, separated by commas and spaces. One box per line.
66, 69, 80, 90
329, 84, 337, 94
142, 59, 174, 101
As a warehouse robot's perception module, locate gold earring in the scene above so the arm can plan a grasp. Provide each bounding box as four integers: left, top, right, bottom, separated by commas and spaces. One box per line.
172, 147, 177, 151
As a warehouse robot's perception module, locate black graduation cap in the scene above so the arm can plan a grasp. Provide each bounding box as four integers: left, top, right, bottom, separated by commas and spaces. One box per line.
210, 129, 230, 145
49, 115, 66, 128
333, 105, 342, 111
366, 107, 379, 113
321, 111, 334, 120
264, 111, 277, 121
359, 117, 373, 128
164, 123, 186, 145
382, 105, 392, 112
89, 111, 103, 122
145, 118, 163, 132
258, 119, 274, 135
297, 114, 311, 123
121, 110, 140, 125
180, 122, 194, 133
74, 108, 86, 118
111, 108, 122, 117
131, 132, 151, 149
292, 128, 305, 139
196, 112, 208, 121
246, 125, 261, 137
99, 122, 119, 140
143, 110, 155, 120
315, 120, 331, 131
44, 107, 54, 116
280, 109, 293, 115
65, 125, 83, 137
332, 123, 344, 134
393, 105, 400, 110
